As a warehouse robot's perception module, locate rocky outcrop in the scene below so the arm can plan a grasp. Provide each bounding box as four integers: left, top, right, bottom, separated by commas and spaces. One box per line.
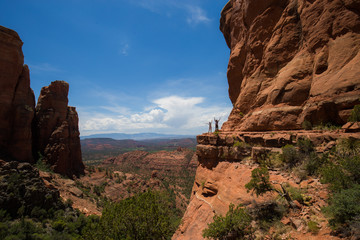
173, 131, 359, 239
0, 159, 64, 218
34, 81, 84, 177
0, 26, 35, 162
0, 25, 84, 177
220, 0, 360, 131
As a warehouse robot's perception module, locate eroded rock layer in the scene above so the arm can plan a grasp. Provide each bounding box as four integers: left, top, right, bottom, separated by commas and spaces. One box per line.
34, 81, 84, 177
220, 0, 360, 131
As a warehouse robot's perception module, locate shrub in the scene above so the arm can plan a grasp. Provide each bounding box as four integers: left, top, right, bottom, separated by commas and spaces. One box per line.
83, 190, 181, 240
327, 184, 360, 228
297, 138, 314, 155
349, 105, 360, 122
245, 167, 273, 197
202, 204, 253, 240
281, 145, 299, 168
305, 152, 328, 176
301, 120, 312, 130
308, 220, 320, 234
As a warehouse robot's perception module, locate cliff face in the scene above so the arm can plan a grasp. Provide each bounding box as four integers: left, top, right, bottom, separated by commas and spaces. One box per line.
34, 81, 84, 177
0, 25, 84, 177
174, 1, 360, 239
0, 26, 35, 162
220, 0, 360, 131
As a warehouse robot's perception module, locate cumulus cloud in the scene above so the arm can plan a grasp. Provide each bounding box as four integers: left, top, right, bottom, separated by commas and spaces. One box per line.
79, 95, 231, 135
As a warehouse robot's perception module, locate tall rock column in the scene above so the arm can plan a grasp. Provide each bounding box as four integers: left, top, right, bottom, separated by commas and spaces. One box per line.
33, 80, 84, 177
0, 26, 35, 162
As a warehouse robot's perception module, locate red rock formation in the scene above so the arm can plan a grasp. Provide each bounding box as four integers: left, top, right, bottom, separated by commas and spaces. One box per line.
220, 0, 360, 131
0, 26, 35, 162
34, 81, 84, 177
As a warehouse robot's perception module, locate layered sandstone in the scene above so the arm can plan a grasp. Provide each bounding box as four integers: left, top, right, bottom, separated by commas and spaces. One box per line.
0, 26, 35, 162
34, 81, 84, 177
220, 0, 360, 131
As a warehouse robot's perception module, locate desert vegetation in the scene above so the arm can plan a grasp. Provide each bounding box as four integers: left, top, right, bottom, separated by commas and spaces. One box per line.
202, 137, 360, 239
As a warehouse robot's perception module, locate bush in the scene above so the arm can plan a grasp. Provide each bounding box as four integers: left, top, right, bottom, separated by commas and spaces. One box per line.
281, 145, 299, 168
202, 204, 253, 240
245, 167, 273, 197
301, 120, 312, 130
297, 138, 314, 155
327, 184, 360, 228
348, 105, 360, 122
308, 220, 320, 234
83, 190, 181, 240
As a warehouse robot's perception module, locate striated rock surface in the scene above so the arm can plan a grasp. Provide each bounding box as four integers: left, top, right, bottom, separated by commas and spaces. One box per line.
0, 26, 35, 162
220, 0, 360, 131
34, 81, 84, 177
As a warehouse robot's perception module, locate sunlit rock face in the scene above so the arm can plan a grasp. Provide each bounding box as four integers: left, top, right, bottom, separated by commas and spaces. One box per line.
220, 0, 360, 131
34, 81, 85, 177
0, 26, 35, 162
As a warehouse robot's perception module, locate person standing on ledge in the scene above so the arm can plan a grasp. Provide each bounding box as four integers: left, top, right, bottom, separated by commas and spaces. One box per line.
208, 121, 212, 133
214, 117, 220, 132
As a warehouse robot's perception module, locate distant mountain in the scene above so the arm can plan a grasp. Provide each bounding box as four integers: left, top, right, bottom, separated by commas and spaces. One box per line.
80, 132, 196, 140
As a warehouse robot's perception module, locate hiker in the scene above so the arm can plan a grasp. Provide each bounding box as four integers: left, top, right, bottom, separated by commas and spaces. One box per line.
214, 117, 220, 132
208, 121, 212, 133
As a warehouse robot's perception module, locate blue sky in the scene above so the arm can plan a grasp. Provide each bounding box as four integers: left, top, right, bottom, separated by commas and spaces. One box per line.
1, 0, 232, 136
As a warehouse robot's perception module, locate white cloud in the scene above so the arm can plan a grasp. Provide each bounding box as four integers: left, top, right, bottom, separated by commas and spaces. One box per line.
120, 43, 130, 56
78, 95, 231, 136
28, 63, 62, 73
186, 6, 211, 25
128, 0, 211, 25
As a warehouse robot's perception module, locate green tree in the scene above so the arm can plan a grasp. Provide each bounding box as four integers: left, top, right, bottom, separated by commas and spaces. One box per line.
202, 204, 253, 240
82, 190, 181, 240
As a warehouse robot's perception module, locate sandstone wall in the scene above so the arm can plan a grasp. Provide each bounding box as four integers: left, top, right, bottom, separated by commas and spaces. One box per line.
220, 0, 360, 131
0, 26, 35, 162
0, 25, 84, 177
34, 81, 85, 177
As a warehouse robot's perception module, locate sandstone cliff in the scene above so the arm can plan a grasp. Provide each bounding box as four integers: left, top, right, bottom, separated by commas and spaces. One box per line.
174, 0, 360, 239
34, 81, 85, 177
220, 0, 360, 131
0, 26, 35, 162
0, 25, 84, 177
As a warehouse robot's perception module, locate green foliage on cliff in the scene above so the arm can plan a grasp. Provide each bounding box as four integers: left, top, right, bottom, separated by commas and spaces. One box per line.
202, 204, 253, 240
245, 167, 273, 197
349, 104, 360, 122
82, 190, 181, 240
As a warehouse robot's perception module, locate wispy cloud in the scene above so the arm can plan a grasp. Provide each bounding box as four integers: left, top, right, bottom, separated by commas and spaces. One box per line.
186, 6, 210, 25
120, 43, 130, 56
128, 0, 211, 25
78, 95, 231, 136
28, 63, 62, 73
